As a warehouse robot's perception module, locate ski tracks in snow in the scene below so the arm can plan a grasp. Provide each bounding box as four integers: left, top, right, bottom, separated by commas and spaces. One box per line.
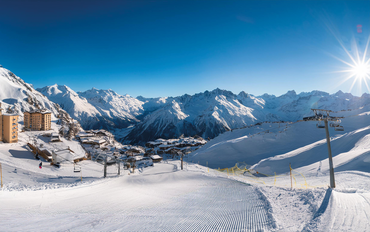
118, 177, 276, 231
0, 164, 277, 232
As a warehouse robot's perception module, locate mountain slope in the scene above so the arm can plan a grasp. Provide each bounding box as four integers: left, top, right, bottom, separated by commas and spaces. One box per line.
189, 105, 370, 174
0, 67, 59, 116
38, 85, 144, 130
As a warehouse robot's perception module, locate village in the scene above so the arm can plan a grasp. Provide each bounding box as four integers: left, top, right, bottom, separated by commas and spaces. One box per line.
0, 103, 208, 176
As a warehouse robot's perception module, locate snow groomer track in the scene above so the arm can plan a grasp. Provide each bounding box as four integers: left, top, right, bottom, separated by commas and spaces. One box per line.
0, 163, 276, 231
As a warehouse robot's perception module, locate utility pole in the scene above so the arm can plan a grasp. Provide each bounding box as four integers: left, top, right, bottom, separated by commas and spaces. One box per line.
104, 155, 107, 178
324, 120, 336, 188
303, 109, 342, 188
289, 163, 292, 190
180, 151, 184, 170
0, 163, 3, 188
117, 159, 120, 175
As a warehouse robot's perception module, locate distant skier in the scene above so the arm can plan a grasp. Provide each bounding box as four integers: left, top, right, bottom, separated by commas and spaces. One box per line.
39, 162, 42, 169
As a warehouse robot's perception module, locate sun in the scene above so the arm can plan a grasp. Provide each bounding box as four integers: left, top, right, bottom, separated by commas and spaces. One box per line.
329, 35, 370, 93
351, 62, 370, 78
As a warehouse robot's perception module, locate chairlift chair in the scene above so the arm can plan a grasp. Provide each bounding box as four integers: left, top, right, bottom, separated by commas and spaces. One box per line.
330, 120, 341, 128
334, 126, 344, 131
74, 164, 81, 172
316, 121, 325, 128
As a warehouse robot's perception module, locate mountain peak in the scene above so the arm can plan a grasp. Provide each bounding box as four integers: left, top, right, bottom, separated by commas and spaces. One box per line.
286, 90, 296, 96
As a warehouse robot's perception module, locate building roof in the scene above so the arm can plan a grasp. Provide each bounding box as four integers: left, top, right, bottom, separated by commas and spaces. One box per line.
25, 109, 52, 114
76, 132, 95, 138
150, 155, 162, 160
53, 149, 84, 162
2, 113, 19, 116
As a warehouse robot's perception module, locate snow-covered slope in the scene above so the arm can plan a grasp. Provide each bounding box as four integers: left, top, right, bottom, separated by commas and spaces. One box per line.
38, 85, 144, 130
0, 67, 59, 117
37, 84, 100, 124
190, 105, 370, 175
127, 89, 370, 144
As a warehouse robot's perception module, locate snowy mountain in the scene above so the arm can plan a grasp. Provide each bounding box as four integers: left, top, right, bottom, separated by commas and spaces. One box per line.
38, 85, 144, 130
39, 82, 370, 144
125, 88, 370, 144
190, 104, 370, 172
0, 67, 60, 117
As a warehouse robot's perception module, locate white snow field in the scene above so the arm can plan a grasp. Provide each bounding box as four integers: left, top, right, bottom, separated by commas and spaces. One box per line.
0, 163, 278, 231
1, 108, 370, 231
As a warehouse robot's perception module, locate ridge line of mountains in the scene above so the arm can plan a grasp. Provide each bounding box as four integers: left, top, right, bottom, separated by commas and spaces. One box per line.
1, 65, 370, 145
36, 84, 370, 145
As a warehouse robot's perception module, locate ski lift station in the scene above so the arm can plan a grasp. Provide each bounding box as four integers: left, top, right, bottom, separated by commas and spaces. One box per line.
51, 149, 85, 166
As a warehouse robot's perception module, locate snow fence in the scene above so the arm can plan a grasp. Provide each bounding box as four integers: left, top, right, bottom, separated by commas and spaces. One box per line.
210, 162, 327, 189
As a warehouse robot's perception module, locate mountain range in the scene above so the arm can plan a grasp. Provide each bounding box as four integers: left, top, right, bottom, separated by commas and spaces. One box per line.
1, 65, 370, 145
37, 83, 370, 145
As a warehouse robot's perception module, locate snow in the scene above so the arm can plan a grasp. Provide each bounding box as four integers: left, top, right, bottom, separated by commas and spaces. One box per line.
1, 122, 370, 231
38, 85, 144, 130
1, 66, 370, 231
38, 82, 370, 144
0, 162, 277, 231
0, 67, 59, 117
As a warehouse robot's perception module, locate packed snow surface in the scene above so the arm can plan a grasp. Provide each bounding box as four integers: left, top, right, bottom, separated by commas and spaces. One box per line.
1, 117, 370, 231
0, 163, 277, 231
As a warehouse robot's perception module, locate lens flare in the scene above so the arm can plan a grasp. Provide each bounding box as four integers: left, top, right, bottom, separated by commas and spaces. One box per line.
329, 35, 370, 93
352, 62, 370, 78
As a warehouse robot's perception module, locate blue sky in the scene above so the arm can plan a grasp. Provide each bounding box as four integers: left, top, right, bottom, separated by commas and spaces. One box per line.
0, 0, 369, 98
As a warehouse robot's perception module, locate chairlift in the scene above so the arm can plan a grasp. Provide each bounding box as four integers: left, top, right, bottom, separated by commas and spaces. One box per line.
334, 126, 344, 131
316, 121, 325, 129
74, 163, 81, 172
330, 120, 341, 128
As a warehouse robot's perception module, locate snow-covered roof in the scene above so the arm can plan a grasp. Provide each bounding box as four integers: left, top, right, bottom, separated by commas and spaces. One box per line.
94, 139, 106, 144
2, 113, 19, 116
76, 132, 95, 138
25, 109, 52, 114
53, 149, 83, 163
150, 155, 162, 160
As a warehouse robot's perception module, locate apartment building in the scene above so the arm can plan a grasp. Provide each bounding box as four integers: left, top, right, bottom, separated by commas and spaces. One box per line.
24, 109, 52, 131
0, 104, 19, 143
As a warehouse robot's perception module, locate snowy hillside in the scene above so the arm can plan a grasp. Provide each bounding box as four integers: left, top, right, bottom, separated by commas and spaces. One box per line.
190, 105, 370, 175
1, 134, 370, 231
0, 67, 59, 117
38, 85, 143, 130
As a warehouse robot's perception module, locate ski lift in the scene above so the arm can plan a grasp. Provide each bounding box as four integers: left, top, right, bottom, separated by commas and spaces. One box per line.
74, 163, 81, 173
330, 120, 341, 128
316, 121, 325, 128
330, 120, 341, 127
334, 126, 344, 131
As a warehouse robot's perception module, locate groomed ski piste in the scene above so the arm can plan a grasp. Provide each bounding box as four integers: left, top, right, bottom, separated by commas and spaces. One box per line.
1, 110, 370, 231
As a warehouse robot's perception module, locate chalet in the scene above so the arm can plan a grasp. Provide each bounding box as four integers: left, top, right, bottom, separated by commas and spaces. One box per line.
150, 155, 163, 163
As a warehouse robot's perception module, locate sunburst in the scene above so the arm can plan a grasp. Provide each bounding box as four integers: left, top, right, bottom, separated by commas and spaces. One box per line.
330, 35, 370, 93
